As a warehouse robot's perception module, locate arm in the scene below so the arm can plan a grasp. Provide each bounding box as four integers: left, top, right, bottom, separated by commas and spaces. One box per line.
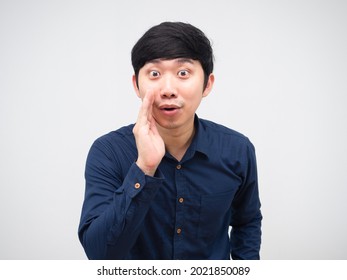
229, 141, 262, 260
78, 90, 165, 259
78, 144, 164, 259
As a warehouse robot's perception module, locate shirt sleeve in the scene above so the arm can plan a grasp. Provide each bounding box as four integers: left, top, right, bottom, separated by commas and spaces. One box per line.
229, 140, 262, 260
78, 138, 164, 259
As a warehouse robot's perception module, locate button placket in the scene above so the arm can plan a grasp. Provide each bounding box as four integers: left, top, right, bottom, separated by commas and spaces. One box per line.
173, 162, 185, 259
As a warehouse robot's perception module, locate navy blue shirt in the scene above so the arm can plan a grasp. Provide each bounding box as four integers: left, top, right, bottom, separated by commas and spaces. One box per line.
78, 116, 262, 259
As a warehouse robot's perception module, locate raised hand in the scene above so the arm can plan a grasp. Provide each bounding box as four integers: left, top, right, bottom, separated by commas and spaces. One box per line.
133, 90, 165, 176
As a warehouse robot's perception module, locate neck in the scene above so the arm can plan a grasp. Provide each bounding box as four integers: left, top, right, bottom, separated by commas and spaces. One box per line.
157, 120, 195, 162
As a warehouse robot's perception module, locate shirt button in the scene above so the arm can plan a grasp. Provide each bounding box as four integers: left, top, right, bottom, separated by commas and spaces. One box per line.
178, 197, 184, 203
134, 183, 141, 189
176, 164, 182, 170
176, 228, 182, 234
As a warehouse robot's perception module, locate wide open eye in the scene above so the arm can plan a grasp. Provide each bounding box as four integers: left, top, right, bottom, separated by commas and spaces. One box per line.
149, 70, 160, 78
178, 70, 190, 78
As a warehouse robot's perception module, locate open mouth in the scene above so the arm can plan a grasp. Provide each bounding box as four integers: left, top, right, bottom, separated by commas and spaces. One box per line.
158, 104, 181, 115
162, 108, 176, 111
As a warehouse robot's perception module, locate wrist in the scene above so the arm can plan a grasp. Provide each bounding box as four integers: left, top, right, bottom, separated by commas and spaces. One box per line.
135, 160, 157, 177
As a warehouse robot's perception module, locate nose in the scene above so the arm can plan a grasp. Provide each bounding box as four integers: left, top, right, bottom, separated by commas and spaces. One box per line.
160, 74, 177, 99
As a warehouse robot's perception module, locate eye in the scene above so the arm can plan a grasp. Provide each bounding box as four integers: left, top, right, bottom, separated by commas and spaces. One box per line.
149, 70, 160, 78
178, 70, 190, 78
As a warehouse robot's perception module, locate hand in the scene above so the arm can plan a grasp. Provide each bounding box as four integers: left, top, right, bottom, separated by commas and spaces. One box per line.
133, 90, 165, 176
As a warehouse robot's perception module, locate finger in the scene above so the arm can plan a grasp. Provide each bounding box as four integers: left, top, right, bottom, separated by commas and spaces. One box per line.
144, 89, 155, 117
137, 89, 155, 125
149, 114, 160, 134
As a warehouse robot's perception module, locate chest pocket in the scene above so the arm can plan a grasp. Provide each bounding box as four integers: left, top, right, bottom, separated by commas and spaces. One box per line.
198, 190, 236, 240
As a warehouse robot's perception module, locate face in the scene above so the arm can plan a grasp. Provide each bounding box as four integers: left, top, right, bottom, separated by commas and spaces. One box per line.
133, 58, 214, 132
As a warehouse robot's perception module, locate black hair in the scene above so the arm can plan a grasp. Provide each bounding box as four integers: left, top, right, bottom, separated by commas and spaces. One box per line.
131, 21, 214, 89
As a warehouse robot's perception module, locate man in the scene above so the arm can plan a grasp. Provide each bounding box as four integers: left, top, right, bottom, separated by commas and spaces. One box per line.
78, 22, 262, 260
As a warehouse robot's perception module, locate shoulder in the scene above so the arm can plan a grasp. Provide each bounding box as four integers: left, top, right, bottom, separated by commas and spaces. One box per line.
197, 118, 257, 173
199, 118, 253, 148
88, 124, 136, 160
95, 123, 135, 145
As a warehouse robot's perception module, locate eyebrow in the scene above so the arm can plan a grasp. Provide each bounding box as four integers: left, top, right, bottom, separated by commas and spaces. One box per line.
176, 58, 195, 65
148, 58, 195, 65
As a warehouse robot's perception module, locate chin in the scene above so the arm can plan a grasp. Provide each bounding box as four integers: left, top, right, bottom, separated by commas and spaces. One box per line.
156, 118, 181, 130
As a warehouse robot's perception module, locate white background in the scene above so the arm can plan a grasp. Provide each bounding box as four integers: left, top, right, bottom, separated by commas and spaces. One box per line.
1, 0, 346, 259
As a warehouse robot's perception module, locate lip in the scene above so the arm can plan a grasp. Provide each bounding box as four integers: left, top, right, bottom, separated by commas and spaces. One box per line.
157, 104, 181, 116
158, 104, 181, 110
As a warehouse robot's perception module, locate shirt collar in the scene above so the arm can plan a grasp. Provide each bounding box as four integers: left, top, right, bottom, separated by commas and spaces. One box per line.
189, 114, 212, 159
163, 114, 212, 162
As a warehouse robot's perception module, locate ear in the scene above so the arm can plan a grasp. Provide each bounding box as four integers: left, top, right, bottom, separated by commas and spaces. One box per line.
202, 73, 215, 98
132, 75, 141, 98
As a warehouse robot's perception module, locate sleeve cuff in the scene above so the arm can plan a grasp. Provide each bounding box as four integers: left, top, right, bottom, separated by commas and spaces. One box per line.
123, 162, 165, 200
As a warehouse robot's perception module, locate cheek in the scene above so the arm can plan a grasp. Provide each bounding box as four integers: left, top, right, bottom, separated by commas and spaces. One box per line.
138, 80, 160, 96
181, 82, 205, 100
184, 94, 204, 112
182, 77, 204, 92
